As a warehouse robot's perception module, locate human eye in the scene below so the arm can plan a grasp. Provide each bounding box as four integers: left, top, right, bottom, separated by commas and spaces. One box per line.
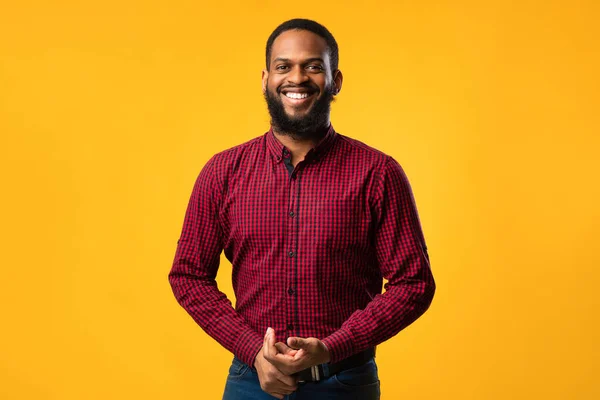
276, 65, 288, 71
307, 65, 324, 71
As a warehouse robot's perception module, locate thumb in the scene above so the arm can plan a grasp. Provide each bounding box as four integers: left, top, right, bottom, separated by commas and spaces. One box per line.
287, 337, 308, 350
267, 328, 276, 346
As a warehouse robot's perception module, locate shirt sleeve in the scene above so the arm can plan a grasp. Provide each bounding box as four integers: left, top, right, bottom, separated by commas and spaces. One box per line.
168, 155, 264, 367
321, 156, 436, 364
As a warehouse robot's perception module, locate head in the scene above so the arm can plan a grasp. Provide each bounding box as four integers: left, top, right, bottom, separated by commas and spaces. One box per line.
262, 19, 343, 140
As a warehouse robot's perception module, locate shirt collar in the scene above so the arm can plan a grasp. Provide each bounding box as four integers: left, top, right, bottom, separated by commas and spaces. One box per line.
266, 123, 338, 164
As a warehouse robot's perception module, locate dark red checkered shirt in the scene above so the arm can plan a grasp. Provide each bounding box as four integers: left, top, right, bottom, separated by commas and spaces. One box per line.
168, 123, 436, 367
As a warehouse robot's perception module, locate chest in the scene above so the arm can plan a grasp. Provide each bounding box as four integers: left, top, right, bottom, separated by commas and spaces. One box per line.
218, 159, 376, 255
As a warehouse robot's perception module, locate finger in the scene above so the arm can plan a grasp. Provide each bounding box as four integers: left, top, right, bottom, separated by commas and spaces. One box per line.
272, 382, 297, 396
293, 348, 306, 360
279, 387, 296, 395
268, 327, 276, 348
274, 342, 297, 357
263, 327, 271, 358
274, 379, 297, 392
287, 336, 308, 350
264, 328, 279, 361
276, 372, 298, 388
264, 332, 305, 373
270, 386, 295, 399
262, 328, 270, 358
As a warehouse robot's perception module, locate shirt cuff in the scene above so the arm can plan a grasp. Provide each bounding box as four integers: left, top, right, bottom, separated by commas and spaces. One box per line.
234, 328, 264, 367
321, 328, 356, 364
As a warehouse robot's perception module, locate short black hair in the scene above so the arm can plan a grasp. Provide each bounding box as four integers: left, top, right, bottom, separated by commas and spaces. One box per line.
265, 18, 339, 75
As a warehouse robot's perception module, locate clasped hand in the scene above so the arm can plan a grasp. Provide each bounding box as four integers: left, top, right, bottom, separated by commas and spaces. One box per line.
253, 327, 330, 399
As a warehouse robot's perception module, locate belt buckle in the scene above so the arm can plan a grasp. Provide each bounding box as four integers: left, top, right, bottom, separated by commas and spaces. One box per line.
298, 365, 322, 383
311, 365, 322, 382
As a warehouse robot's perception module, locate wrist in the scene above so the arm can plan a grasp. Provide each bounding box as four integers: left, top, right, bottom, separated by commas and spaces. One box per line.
320, 340, 331, 363
252, 348, 262, 370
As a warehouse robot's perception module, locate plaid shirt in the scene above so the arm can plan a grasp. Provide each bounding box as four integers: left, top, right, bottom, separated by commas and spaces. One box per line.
168, 123, 436, 367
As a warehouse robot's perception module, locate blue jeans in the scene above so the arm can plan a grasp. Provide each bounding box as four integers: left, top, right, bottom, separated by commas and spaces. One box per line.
222, 356, 381, 400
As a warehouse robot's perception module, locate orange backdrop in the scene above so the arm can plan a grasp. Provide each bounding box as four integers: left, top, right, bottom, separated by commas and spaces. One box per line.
1, 1, 598, 399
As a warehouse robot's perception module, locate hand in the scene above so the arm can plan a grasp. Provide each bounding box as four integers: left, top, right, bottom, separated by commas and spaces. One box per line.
263, 327, 331, 376
254, 328, 299, 399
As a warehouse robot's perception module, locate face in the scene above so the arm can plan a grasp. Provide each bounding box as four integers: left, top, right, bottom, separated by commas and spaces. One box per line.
262, 29, 343, 139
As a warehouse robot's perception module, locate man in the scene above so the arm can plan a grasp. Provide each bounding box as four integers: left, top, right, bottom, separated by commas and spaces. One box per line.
168, 18, 436, 400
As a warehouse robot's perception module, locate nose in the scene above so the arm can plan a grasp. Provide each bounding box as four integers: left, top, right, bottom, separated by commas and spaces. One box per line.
287, 65, 310, 85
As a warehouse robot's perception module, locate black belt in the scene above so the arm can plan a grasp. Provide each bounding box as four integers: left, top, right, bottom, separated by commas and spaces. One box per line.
296, 347, 376, 383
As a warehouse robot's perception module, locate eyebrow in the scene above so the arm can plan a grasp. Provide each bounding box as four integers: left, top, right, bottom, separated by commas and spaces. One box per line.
272, 57, 325, 64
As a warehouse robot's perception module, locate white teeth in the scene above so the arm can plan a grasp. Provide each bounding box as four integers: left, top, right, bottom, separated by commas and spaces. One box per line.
285, 92, 310, 99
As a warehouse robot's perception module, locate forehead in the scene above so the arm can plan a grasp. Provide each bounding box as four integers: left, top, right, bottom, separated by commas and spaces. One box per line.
270, 29, 330, 63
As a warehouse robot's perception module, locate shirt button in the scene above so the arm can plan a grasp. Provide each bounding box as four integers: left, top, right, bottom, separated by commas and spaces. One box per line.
289, 211, 295, 217
287, 288, 295, 295
288, 251, 294, 257
287, 324, 294, 331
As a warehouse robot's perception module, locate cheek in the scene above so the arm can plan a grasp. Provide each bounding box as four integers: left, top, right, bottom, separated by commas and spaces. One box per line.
268, 78, 282, 91
265, 85, 281, 100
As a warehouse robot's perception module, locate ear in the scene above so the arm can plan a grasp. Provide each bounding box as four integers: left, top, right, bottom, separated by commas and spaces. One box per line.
261, 69, 268, 93
332, 69, 343, 95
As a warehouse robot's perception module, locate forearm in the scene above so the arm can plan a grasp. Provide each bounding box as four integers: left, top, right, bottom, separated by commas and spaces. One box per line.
322, 265, 436, 363
169, 267, 264, 366
321, 156, 437, 364
168, 156, 265, 366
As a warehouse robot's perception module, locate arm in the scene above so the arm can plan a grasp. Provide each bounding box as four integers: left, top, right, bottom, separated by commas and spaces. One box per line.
168, 155, 263, 367
321, 156, 436, 364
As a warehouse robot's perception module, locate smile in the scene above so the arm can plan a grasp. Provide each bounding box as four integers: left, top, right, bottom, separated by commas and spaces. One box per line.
282, 91, 315, 105
285, 92, 310, 99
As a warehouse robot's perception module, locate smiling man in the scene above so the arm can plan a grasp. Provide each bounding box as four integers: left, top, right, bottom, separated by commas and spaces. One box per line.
262, 28, 339, 143
168, 18, 436, 400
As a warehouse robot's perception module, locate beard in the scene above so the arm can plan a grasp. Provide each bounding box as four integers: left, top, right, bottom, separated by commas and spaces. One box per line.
263, 82, 336, 141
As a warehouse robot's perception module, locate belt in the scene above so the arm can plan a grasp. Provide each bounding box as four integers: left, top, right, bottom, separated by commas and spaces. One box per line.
296, 347, 376, 383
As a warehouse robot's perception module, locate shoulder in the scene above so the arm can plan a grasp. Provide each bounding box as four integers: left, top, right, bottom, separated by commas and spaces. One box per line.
198, 133, 267, 179
338, 133, 390, 163
209, 134, 265, 167
335, 133, 393, 166
193, 134, 265, 199
335, 133, 414, 198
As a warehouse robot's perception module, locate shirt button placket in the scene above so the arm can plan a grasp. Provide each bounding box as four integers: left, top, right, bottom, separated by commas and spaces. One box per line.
286, 169, 299, 335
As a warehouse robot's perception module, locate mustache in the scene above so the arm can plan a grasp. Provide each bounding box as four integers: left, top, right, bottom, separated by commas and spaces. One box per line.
263, 81, 334, 140
278, 85, 318, 93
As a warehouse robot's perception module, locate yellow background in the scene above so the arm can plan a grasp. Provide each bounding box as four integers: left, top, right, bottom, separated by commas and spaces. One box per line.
1, 1, 598, 399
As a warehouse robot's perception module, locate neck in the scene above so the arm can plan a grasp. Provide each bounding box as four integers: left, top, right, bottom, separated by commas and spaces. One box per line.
272, 123, 329, 162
